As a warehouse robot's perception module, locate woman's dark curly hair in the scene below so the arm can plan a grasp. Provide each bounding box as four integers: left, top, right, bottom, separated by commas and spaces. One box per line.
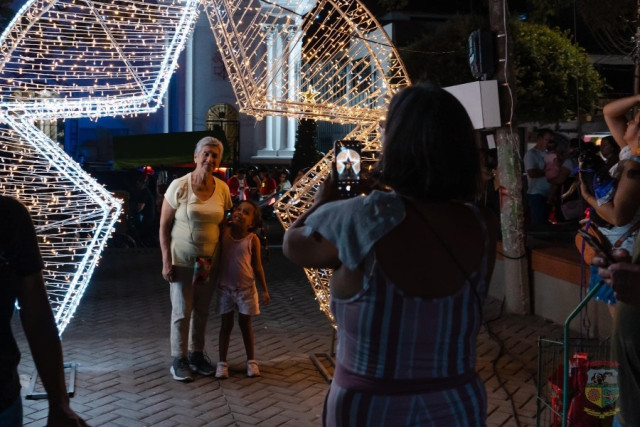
377, 82, 480, 201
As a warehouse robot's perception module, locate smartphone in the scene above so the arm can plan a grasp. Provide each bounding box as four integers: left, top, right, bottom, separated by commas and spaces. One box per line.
577, 229, 615, 264
334, 139, 362, 199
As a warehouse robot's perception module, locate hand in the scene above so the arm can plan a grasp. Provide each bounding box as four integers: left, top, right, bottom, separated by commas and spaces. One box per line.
48, 404, 88, 426
596, 249, 640, 308
313, 163, 339, 206
593, 248, 631, 269
261, 291, 271, 306
162, 263, 175, 282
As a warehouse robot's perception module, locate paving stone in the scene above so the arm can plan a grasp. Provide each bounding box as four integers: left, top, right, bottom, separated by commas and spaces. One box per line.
13, 246, 563, 425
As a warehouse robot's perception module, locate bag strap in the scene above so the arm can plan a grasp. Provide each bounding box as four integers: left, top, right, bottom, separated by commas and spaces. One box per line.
613, 220, 640, 248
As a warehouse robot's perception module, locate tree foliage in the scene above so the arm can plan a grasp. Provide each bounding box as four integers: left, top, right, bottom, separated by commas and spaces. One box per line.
292, 118, 322, 174
398, 17, 604, 124
401, 15, 484, 87
513, 21, 604, 123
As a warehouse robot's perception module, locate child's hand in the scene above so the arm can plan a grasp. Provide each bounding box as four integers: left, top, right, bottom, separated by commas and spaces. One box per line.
261, 291, 271, 306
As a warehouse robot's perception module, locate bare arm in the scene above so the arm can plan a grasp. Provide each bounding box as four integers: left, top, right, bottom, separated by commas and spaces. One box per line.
282, 172, 340, 269
159, 198, 176, 281
17, 272, 87, 426
603, 94, 640, 148
250, 234, 270, 305
580, 162, 640, 226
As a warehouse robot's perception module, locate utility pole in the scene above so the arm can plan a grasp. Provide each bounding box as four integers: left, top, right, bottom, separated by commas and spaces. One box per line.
635, 0, 640, 96
489, 0, 530, 314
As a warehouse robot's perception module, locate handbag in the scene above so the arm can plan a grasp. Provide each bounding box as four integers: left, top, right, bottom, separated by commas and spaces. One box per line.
575, 220, 640, 264
574, 222, 609, 265
192, 257, 212, 286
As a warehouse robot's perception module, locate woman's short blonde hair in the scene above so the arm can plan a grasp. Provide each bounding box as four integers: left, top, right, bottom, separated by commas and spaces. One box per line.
194, 136, 224, 157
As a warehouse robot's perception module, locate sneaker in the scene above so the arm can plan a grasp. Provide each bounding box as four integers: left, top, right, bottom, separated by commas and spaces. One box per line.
246, 360, 260, 377
215, 361, 229, 379
188, 351, 214, 376
170, 357, 193, 382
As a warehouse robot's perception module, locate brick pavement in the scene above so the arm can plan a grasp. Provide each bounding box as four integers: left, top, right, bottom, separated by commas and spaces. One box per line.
12, 246, 564, 426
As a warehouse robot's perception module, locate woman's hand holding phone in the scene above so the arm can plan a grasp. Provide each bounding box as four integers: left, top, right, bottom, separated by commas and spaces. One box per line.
314, 161, 340, 207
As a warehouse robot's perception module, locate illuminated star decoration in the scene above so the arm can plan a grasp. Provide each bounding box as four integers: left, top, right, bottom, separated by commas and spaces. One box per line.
0, 0, 201, 334
200, 0, 410, 326
300, 86, 319, 104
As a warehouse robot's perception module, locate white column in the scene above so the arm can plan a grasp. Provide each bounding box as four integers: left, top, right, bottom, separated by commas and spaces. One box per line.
264, 31, 274, 151
163, 91, 169, 133
285, 30, 302, 154
274, 31, 283, 152
185, 34, 194, 132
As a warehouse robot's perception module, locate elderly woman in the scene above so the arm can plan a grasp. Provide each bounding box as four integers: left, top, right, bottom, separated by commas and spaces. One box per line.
160, 136, 232, 382
283, 83, 498, 425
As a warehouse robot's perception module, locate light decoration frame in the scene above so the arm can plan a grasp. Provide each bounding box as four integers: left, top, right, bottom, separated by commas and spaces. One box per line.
202, 0, 410, 124
0, 0, 409, 331
0, 0, 201, 334
0, 0, 201, 119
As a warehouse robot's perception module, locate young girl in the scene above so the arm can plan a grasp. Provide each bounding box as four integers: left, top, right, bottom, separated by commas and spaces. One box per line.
215, 200, 270, 378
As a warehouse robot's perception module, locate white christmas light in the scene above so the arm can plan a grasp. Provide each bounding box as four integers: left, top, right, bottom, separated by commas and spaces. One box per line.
0, 0, 201, 334
203, 0, 410, 124
0, 0, 200, 119
0, 113, 121, 333
0, 0, 409, 331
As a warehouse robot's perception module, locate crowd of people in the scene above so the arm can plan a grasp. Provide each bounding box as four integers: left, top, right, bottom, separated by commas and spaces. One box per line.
4, 85, 640, 426
226, 165, 297, 204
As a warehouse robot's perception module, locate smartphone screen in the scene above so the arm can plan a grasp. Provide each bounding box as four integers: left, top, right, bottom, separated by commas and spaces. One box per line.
334, 139, 362, 199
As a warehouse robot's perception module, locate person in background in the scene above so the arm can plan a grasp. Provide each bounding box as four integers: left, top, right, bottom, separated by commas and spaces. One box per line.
283, 83, 498, 425
579, 96, 640, 318
214, 200, 270, 379
159, 136, 233, 382
258, 166, 277, 199
245, 167, 261, 201
276, 169, 292, 194
0, 195, 87, 427
227, 168, 248, 204
595, 243, 640, 426
130, 176, 157, 246
524, 128, 554, 226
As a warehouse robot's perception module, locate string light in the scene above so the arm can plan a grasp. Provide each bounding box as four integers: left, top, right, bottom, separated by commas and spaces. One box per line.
202, 0, 410, 124
0, 114, 121, 334
0, 0, 409, 331
0, 0, 200, 119
0, 0, 201, 334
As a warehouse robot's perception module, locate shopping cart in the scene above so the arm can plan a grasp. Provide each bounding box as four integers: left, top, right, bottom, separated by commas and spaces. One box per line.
536, 282, 620, 427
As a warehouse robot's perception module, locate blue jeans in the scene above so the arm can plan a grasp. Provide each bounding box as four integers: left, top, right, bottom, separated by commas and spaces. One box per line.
0, 395, 22, 427
527, 193, 550, 225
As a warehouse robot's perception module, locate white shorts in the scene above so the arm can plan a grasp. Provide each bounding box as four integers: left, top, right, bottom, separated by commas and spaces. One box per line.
217, 286, 260, 316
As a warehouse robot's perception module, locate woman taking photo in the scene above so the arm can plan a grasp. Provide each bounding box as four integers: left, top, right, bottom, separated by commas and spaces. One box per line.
283, 83, 498, 425
160, 136, 232, 382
